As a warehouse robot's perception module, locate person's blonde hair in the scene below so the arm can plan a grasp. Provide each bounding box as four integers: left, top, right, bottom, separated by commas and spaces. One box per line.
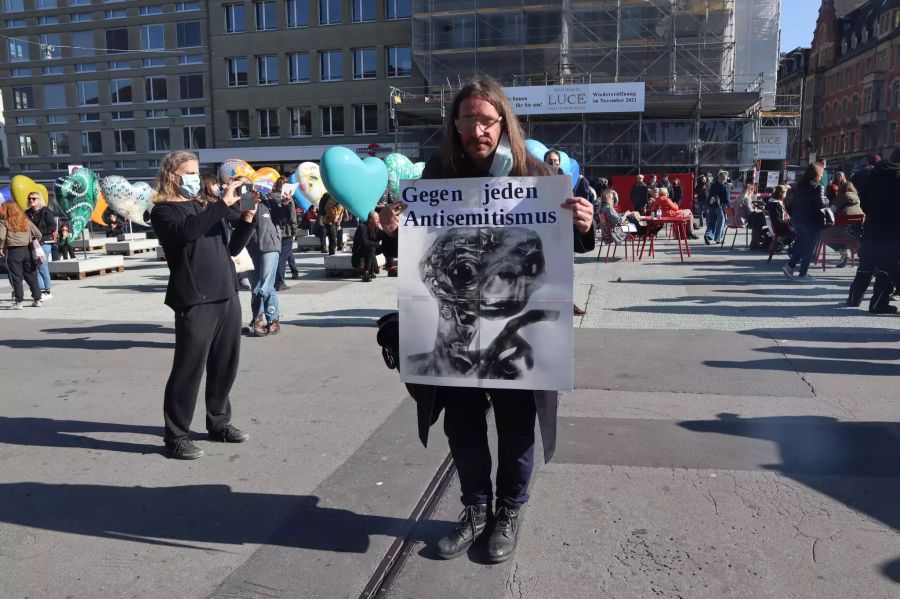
600, 189, 617, 206
717, 170, 728, 182
435, 74, 543, 178
658, 187, 669, 197
27, 191, 45, 209
154, 150, 199, 202
772, 185, 787, 200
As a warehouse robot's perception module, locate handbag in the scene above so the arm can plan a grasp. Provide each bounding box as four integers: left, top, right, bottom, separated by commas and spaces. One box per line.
820, 207, 835, 229
231, 247, 254, 273
31, 238, 47, 265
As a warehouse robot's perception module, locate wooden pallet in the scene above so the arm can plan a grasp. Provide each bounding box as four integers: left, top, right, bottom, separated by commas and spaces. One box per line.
52, 265, 125, 280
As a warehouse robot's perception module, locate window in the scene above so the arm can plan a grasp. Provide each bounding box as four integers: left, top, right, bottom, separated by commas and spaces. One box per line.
81, 131, 103, 154
77, 81, 99, 106
228, 110, 250, 139
289, 107, 312, 136
320, 50, 343, 81
12, 86, 33, 110
320, 0, 341, 25
143, 57, 166, 67
352, 0, 375, 22
38, 16, 60, 24
258, 108, 279, 137
286, 0, 308, 27
183, 126, 206, 149
49, 132, 69, 155
114, 161, 137, 169
824, 105, 831, 126
852, 95, 859, 118
8, 38, 29, 61
111, 111, 134, 120
179, 74, 203, 99
257, 55, 278, 85
321, 105, 343, 136
3, 0, 24, 12
288, 52, 310, 83
40, 34, 62, 59
17, 117, 37, 125
863, 87, 872, 112
114, 129, 136, 153
145, 76, 168, 102
386, 0, 411, 20
11, 68, 33, 77
105, 9, 127, 18
106, 28, 129, 53
44, 83, 66, 109
842, 98, 848, 120
36, 0, 56, 8
43, 66, 64, 75
256, 1, 276, 30
354, 104, 377, 134
140, 6, 163, 15
148, 128, 170, 152
146, 109, 167, 118
141, 24, 165, 51
176, 1, 201, 10
177, 21, 202, 47
225, 4, 246, 33
227, 57, 248, 86
386, 45, 412, 77
71, 30, 94, 57
353, 48, 376, 79
110, 78, 132, 104
109, 60, 130, 70
79, 113, 100, 122
894, 81, 900, 109
19, 135, 37, 156
833, 101, 840, 122
179, 54, 204, 65
890, 123, 897, 145
181, 106, 205, 116
70, 0, 90, 5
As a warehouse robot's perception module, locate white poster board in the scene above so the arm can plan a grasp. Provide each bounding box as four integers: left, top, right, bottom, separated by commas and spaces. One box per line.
758, 128, 788, 160
502, 83, 645, 115
398, 176, 574, 391
766, 171, 780, 189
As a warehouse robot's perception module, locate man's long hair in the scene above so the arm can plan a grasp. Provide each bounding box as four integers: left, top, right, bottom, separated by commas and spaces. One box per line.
437, 74, 534, 177
153, 150, 198, 202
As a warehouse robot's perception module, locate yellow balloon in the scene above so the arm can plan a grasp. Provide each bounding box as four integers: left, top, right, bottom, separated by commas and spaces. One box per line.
91, 190, 109, 226
10, 175, 48, 211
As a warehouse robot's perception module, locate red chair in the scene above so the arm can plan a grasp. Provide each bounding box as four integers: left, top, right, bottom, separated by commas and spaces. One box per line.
596, 213, 636, 263
720, 206, 749, 250
814, 214, 865, 271
765, 213, 793, 264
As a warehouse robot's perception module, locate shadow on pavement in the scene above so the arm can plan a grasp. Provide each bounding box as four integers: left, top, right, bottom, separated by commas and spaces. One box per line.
738, 328, 900, 344
881, 557, 900, 582
705, 356, 900, 377
0, 417, 160, 454
0, 482, 449, 553
679, 413, 900, 532
615, 304, 865, 318
41, 323, 174, 335
0, 338, 174, 350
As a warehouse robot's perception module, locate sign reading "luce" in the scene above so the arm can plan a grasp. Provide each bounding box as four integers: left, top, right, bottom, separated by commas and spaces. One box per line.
502, 82, 646, 116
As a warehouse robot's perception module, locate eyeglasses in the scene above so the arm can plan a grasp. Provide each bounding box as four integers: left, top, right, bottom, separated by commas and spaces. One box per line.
455, 116, 503, 132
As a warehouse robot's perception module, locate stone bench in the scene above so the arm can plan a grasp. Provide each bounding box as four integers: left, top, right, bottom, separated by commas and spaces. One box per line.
116, 232, 147, 241
49, 255, 125, 280
73, 237, 110, 250
297, 236, 323, 251
106, 239, 160, 256
323, 252, 385, 277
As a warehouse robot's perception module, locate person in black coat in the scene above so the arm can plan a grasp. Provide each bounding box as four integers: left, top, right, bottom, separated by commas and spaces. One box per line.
150, 151, 257, 460
409, 75, 595, 564
25, 192, 57, 298
782, 163, 828, 280
630, 174, 649, 214
351, 211, 384, 282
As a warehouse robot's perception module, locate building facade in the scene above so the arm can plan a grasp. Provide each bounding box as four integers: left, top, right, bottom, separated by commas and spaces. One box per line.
804, 0, 900, 170
777, 47, 810, 164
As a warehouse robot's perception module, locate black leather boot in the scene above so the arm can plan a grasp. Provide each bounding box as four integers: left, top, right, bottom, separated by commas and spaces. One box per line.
436, 503, 490, 559
486, 506, 520, 563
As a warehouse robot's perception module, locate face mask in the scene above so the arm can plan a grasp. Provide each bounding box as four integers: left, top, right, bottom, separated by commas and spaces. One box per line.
179, 174, 201, 198
489, 134, 513, 177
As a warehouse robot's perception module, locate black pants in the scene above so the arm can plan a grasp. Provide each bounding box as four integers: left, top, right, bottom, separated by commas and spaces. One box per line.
5, 246, 41, 303
382, 236, 397, 269
275, 236, 298, 286
163, 295, 241, 443
358, 243, 380, 274
848, 238, 875, 307
869, 239, 900, 311
441, 387, 537, 509
325, 224, 341, 255
58, 242, 76, 260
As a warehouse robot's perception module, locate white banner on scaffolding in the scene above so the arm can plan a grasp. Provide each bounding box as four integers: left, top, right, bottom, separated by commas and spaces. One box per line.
503, 83, 646, 115
758, 128, 788, 160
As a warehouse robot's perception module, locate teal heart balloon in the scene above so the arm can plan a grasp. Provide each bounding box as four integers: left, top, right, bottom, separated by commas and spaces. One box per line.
384, 153, 421, 198
525, 139, 550, 162
320, 146, 388, 220
413, 162, 425, 178
54, 168, 99, 239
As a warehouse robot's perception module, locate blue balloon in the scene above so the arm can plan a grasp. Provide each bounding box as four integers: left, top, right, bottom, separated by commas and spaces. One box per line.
289, 173, 312, 210
525, 139, 550, 162
570, 158, 581, 188
0, 187, 11, 203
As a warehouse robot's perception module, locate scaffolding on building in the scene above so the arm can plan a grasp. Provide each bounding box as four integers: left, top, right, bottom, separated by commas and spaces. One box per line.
397, 0, 785, 177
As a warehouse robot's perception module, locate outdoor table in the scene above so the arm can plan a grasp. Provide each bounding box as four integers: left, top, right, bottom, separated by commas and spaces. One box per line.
639, 215, 693, 262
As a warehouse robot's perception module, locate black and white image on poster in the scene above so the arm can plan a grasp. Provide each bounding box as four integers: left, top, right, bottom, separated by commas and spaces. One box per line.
398, 176, 574, 391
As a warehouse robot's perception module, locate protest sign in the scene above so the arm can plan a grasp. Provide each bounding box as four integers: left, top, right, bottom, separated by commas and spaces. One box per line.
398, 175, 574, 391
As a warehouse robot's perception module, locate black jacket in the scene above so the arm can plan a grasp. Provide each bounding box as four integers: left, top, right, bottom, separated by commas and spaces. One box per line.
268, 195, 298, 239
860, 161, 900, 240
406, 152, 595, 462
26, 207, 57, 244
151, 200, 255, 310
785, 182, 827, 226
351, 223, 383, 268
630, 182, 649, 212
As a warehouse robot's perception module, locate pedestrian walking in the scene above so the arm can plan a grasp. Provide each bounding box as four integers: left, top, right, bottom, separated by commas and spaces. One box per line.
0, 201, 43, 309
782, 162, 828, 281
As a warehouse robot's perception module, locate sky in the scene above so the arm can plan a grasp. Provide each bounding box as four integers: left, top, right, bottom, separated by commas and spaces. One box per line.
779, 0, 822, 52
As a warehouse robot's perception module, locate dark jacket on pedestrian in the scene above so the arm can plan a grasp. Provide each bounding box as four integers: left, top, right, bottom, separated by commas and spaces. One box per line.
860, 160, 900, 241
269, 196, 298, 239
151, 200, 254, 309
630, 181, 649, 212
785, 182, 828, 226
708, 180, 731, 206
26, 207, 57, 244
695, 180, 709, 204
351, 223, 383, 269
404, 152, 595, 463
247, 201, 281, 255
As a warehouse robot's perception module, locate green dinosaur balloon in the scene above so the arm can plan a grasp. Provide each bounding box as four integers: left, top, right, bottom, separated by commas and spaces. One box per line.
384, 153, 421, 198
54, 167, 99, 239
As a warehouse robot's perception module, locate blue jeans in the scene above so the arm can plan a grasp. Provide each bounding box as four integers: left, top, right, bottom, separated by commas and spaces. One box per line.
250, 251, 280, 323
37, 243, 52, 291
788, 222, 821, 277
705, 204, 725, 243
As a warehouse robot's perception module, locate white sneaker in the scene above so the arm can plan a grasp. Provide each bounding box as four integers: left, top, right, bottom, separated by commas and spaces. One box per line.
782, 264, 795, 279
42, 291, 52, 300
10, 302, 23, 310
796, 273, 813, 281
32, 299, 43, 308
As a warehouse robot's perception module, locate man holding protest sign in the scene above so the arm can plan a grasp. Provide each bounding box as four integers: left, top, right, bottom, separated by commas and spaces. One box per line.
397, 75, 594, 563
